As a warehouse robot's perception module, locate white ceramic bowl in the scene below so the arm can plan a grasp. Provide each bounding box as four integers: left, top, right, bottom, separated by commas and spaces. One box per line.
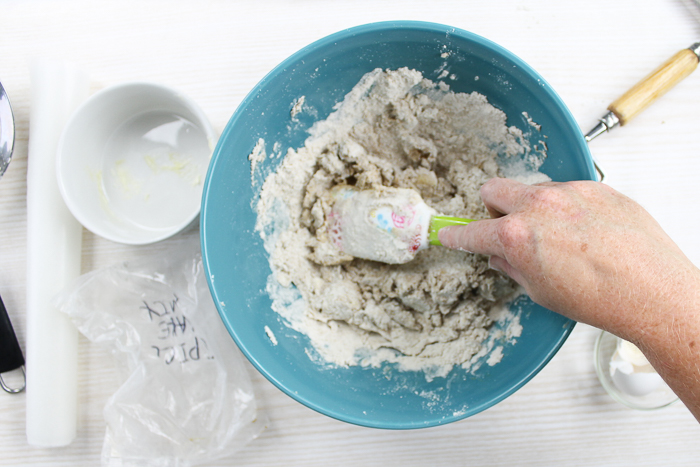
57, 82, 217, 245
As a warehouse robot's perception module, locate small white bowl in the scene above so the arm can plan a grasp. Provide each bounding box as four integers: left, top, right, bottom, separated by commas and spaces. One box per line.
57, 82, 217, 245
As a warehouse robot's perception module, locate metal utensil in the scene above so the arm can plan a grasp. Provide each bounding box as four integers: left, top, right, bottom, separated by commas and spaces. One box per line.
0, 81, 14, 179
0, 80, 25, 394
0, 295, 25, 393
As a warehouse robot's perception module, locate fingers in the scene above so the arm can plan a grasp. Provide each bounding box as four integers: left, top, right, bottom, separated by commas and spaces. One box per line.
489, 256, 527, 288
439, 222, 529, 289
438, 219, 504, 258
439, 177, 532, 256
480, 178, 530, 218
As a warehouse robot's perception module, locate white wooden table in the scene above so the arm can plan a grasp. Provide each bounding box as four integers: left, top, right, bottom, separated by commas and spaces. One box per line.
1, 1, 699, 465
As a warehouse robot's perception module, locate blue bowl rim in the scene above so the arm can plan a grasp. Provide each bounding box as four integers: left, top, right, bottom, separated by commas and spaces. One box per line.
201, 20, 588, 429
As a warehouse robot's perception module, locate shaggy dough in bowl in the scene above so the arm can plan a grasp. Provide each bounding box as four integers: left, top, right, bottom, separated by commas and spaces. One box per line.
254, 68, 547, 379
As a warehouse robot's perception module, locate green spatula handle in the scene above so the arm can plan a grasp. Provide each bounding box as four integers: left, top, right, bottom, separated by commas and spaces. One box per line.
428, 216, 474, 246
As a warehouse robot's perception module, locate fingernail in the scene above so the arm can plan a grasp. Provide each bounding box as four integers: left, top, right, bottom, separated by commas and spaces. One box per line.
437, 226, 454, 245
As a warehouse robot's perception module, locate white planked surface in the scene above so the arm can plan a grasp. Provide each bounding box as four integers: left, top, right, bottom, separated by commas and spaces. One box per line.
1, 0, 700, 465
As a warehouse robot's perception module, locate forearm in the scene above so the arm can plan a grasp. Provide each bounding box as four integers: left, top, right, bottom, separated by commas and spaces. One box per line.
629, 265, 700, 421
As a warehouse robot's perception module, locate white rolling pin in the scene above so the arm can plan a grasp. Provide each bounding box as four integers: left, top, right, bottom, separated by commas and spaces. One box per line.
25, 59, 88, 447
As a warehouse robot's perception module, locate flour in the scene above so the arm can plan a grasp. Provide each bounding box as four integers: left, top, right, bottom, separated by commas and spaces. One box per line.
290, 96, 306, 120
254, 68, 546, 380
248, 138, 266, 184
264, 325, 278, 346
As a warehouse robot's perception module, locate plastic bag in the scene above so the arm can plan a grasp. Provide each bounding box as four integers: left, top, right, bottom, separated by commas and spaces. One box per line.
55, 237, 266, 467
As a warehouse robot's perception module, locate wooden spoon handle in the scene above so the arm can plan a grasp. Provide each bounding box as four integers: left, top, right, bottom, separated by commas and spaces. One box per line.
608, 47, 699, 126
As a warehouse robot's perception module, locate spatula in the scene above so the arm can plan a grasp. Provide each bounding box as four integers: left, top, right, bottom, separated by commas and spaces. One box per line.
328, 185, 473, 264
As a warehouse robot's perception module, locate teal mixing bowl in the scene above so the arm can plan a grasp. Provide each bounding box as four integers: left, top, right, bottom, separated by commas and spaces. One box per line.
201, 21, 595, 429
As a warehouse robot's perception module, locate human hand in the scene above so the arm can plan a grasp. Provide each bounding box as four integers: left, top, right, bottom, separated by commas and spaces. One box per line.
438, 178, 700, 420
439, 178, 698, 339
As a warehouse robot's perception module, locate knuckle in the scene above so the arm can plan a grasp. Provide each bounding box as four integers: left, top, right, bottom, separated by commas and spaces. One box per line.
564, 180, 591, 192
480, 177, 500, 198
497, 216, 530, 250
529, 185, 565, 207
566, 181, 598, 200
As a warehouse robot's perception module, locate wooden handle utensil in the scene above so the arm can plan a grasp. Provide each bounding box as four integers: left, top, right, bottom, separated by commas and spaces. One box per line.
609, 47, 699, 126
584, 42, 700, 181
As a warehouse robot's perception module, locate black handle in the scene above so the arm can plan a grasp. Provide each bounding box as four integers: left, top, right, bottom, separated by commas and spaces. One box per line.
0, 293, 24, 374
